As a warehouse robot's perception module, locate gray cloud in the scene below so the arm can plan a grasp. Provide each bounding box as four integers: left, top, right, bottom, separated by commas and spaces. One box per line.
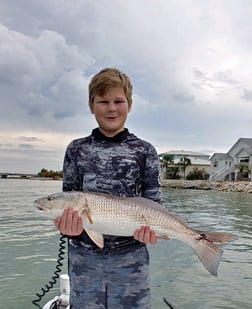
0, 0, 252, 172
242, 89, 252, 102
0, 24, 94, 133
16, 136, 44, 142
18, 144, 34, 149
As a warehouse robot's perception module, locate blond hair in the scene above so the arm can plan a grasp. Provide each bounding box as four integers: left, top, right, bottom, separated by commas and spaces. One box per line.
89, 68, 133, 104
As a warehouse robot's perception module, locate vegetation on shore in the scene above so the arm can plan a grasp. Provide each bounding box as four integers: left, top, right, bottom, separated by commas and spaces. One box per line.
161, 154, 208, 180
37, 168, 63, 179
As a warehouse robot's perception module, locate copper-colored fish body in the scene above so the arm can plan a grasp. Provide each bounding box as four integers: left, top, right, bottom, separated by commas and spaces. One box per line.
34, 191, 234, 276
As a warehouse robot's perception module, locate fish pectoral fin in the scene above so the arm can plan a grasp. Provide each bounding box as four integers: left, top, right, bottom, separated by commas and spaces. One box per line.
80, 209, 93, 224
85, 210, 93, 224
85, 228, 104, 249
79, 198, 93, 224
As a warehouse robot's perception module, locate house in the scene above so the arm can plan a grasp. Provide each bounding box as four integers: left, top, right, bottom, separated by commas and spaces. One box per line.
209, 138, 252, 181
159, 150, 211, 179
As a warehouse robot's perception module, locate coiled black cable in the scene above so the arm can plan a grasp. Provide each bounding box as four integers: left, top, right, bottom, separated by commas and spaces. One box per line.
163, 297, 175, 308
32, 234, 67, 308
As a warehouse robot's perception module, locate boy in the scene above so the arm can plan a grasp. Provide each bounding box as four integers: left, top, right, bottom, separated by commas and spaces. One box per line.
54, 68, 162, 308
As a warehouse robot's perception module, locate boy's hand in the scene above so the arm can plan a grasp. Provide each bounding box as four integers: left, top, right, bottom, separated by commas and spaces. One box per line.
54, 208, 83, 236
133, 226, 157, 244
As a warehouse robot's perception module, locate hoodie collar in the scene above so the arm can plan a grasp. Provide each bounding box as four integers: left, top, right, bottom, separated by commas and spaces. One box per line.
92, 128, 129, 143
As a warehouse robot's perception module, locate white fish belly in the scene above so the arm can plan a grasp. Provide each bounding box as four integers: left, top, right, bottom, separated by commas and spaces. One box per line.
83, 213, 141, 236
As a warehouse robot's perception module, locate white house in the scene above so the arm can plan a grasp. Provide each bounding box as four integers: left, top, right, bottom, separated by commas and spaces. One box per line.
210, 138, 252, 181
159, 150, 211, 179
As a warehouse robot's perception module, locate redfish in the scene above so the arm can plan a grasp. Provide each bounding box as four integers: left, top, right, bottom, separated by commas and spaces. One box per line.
34, 191, 234, 276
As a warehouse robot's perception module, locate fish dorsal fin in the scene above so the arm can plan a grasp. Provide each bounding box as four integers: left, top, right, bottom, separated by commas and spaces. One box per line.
85, 228, 104, 249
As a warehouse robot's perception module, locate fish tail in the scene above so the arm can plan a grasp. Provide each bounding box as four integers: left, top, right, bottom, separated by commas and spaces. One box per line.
195, 230, 235, 243
193, 238, 223, 276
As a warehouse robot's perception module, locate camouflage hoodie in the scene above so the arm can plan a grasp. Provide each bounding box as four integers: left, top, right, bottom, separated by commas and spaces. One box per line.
63, 128, 162, 254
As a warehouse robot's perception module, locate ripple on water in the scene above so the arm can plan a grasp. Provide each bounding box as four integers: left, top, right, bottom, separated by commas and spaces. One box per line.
1, 182, 252, 308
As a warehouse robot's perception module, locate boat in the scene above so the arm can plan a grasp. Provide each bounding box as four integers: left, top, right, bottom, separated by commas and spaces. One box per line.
42, 274, 70, 309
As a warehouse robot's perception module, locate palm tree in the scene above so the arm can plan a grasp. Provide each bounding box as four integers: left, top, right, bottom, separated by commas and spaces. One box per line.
178, 156, 191, 180
162, 154, 174, 166
161, 155, 175, 179
235, 163, 251, 180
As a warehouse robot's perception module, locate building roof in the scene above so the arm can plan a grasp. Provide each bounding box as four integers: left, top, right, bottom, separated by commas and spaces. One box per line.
159, 150, 210, 158
228, 138, 252, 154
210, 153, 233, 160
173, 158, 210, 165
160, 150, 210, 166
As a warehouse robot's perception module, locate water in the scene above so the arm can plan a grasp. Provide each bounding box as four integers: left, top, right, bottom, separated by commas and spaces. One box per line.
0, 179, 251, 309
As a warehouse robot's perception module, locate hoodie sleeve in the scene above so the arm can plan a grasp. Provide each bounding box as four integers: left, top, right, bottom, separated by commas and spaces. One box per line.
142, 145, 163, 203
62, 140, 82, 192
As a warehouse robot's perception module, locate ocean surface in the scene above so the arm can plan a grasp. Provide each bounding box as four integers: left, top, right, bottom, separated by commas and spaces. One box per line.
0, 179, 251, 309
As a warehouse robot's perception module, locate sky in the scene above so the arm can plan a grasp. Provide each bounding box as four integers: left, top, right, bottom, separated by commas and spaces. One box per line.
0, 0, 252, 173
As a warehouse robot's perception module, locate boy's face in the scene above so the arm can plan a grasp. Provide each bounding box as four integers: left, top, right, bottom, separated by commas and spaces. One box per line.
89, 87, 131, 137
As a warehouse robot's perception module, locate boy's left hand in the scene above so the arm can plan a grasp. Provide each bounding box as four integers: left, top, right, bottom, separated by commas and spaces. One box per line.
133, 226, 157, 244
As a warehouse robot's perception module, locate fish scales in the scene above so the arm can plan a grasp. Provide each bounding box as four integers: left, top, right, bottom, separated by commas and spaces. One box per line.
83, 192, 188, 239
34, 191, 234, 276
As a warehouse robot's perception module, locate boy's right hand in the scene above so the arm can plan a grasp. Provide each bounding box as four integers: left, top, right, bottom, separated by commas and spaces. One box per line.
54, 208, 83, 236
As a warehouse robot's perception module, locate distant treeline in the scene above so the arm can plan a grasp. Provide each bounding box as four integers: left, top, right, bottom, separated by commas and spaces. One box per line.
37, 168, 63, 179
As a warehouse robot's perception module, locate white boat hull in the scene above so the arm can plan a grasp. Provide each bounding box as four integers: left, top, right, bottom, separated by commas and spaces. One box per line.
43, 274, 70, 309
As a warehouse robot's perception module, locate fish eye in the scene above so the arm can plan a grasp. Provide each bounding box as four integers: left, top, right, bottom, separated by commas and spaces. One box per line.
47, 197, 51, 201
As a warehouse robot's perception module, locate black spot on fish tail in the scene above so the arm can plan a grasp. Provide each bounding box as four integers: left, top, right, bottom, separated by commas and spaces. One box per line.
163, 297, 175, 308
196, 233, 213, 243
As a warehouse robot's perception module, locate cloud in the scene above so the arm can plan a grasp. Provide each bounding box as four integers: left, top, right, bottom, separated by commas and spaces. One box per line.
0, 0, 252, 172
18, 144, 34, 150
242, 89, 252, 102
0, 23, 94, 133
16, 136, 44, 142
0, 133, 69, 173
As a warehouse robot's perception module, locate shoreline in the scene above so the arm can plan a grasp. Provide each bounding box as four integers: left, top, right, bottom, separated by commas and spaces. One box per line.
161, 179, 252, 193
2, 177, 252, 193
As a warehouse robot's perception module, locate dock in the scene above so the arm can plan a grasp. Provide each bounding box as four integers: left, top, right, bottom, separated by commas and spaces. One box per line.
0, 172, 38, 179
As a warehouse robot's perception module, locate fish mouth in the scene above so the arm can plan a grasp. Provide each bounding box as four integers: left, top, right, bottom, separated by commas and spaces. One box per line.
35, 205, 45, 211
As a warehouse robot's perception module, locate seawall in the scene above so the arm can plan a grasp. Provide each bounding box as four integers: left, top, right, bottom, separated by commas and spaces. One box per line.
161, 179, 252, 193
